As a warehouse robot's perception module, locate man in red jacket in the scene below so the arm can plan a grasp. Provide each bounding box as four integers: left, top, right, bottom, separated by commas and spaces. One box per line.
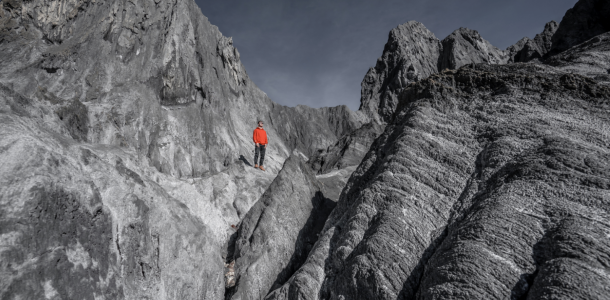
253, 120, 268, 171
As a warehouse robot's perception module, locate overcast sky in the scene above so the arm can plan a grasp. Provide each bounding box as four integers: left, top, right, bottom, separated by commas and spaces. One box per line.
195, 0, 578, 111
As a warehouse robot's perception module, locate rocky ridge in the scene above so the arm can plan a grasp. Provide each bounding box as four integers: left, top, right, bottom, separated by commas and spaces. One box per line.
1, 0, 610, 299
268, 62, 610, 300
243, 0, 610, 299
227, 155, 335, 300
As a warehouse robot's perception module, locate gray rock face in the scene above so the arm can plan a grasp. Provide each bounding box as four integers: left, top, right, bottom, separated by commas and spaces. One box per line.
309, 122, 385, 175
545, 32, 610, 85
227, 155, 335, 300
439, 28, 508, 70
0, 83, 227, 299
308, 122, 385, 201
359, 20, 563, 126
3, 0, 610, 298
507, 21, 559, 63
267, 64, 610, 300
0, 0, 365, 299
359, 21, 442, 124
550, 0, 610, 55
0, 0, 363, 180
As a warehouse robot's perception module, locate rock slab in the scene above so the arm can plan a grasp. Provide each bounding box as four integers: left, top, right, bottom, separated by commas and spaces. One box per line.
228, 155, 335, 300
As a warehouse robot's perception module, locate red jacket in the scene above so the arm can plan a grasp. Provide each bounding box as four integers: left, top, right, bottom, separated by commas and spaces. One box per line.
253, 127, 268, 145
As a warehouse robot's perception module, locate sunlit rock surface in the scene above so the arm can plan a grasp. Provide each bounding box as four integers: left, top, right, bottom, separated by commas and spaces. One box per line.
2, 0, 610, 299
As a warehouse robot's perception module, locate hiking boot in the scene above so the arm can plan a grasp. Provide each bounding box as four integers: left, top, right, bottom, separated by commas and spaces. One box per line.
259, 165, 266, 171
254, 164, 258, 168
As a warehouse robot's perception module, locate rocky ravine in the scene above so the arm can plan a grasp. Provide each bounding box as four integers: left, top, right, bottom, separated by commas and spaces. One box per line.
250, 0, 610, 300
2, 0, 610, 299
0, 0, 367, 298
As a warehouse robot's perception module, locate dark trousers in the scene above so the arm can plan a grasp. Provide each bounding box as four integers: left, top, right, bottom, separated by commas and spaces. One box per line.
254, 145, 266, 166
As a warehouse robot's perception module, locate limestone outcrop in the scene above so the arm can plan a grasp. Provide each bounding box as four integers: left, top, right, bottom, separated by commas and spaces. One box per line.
2, 0, 610, 299
359, 21, 442, 124
0, 0, 364, 298
507, 21, 559, 63
268, 62, 610, 300
550, 0, 610, 54
227, 155, 335, 300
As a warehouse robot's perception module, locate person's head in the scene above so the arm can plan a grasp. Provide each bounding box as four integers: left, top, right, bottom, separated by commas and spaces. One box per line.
258, 120, 263, 128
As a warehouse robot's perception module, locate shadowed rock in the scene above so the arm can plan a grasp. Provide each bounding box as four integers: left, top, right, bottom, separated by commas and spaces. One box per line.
550, 0, 610, 55
507, 21, 559, 63
309, 122, 385, 175
228, 155, 336, 300
545, 32, 610, 84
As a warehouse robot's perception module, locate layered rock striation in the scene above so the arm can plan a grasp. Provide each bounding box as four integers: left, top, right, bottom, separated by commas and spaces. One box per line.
268, 62, 610, 300
2, 0, 610, 298
227, 155, 335, 300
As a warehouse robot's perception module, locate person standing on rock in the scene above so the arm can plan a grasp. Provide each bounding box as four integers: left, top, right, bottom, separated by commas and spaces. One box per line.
253, 120, 268, 171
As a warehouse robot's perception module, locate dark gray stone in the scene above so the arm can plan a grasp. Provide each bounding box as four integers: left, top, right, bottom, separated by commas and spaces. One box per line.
359, 21, 442, 124
439, 27, 508, 70
550, 0, 610, 55
545, 32, 610, 85
507, 21, 559, 63
309, 122, 385, 175
267, 64, 610, 300
228, 155, 335, 300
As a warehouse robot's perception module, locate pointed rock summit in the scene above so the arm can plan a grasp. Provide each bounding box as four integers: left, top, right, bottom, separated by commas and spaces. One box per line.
359, 21, 442, 124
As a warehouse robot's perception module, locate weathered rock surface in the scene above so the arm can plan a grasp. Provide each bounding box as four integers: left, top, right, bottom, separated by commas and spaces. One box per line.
0, 0, 365, 299
359, 21, 442, 124
439, 27, 509, 70
550, 0, 610, 55
309, 122, 385, 175
0, 84, 226, 298
0, 0, 364, 179
546, 32, 610, 85
267, 63, 610, 300
358, 19, 562, 126
3, 0, 610, 298
507, 21, 559, 63
308, 122, 385, 201
227, 155, 335, 300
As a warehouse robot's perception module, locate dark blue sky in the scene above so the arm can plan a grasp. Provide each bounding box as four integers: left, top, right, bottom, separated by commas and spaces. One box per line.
195, 0, 578, 110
